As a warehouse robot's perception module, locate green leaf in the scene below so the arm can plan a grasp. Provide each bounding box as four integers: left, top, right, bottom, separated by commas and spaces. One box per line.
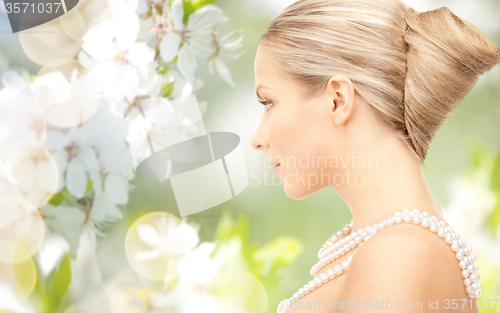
49, 188, 75, 206
182, 0, 195, 25
192, 0, 217, 10
85, 179, 93, 195
252, 237, 303, 277
26, 258, 50, 313
182, 0, 217, 25
157, 64, 170, 75
40, 204, 86, 259
160, 81, 175, 98
491, 147, 500, 190
48, 192, 65, 206
487, 190, 500, 232
45, 254, 72, 308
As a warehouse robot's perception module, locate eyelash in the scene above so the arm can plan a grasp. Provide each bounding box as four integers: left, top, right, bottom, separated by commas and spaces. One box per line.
258, 99, 274, 110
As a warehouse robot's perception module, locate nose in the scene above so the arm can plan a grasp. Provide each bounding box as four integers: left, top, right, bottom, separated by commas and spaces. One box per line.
251, 111, 269, 151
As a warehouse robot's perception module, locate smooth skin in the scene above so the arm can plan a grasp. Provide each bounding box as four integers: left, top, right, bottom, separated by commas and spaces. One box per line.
251, 46, 478, 312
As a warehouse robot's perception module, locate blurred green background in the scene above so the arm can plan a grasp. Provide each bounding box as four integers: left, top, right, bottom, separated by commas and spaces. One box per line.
1, 0, 500, 312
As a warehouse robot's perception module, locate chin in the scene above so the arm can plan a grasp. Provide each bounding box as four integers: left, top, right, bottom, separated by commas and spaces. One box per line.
283, 184, 324, 200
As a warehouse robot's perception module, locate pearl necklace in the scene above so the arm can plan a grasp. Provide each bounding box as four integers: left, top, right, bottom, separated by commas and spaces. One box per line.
276, 209, 483, 313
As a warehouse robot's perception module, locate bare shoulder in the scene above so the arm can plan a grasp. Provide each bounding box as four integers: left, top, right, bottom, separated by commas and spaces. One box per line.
338, 222, 472, 311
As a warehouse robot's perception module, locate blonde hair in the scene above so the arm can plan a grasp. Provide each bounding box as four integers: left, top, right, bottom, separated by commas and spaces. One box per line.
258, 0, 500, 162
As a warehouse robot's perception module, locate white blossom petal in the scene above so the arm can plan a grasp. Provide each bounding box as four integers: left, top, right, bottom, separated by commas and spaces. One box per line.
215, 57, 235, 87
177, 44, 197, 82
135, 248, 163, 261
115, 12, 140, 51
66, 159, 87, 198
187, 5, 222, 31
126, 42, 155, 67
82, 21, 117, 60
160, 32, 182, 63
90, 193, 123, 222
103, 173, 129, 204
170, 0, 184, 30
136, 224, 162, 248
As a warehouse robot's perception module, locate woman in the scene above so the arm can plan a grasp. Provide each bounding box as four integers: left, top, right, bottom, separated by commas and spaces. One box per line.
251, 0, 499, 312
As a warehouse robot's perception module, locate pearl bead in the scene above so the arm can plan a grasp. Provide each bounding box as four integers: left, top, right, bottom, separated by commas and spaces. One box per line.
444, 234, 452, 243
308, 281, 316, 291
327, 269, 335, 279
293, 209, 481, 313
341, 261, 349, 270
469, 273, 479, 281
314, 277, 322, 287
403, 209, 410, 214
303, 284, 310, 294
475, 289, 482, 297
334, 265, 342, 275
320, 273, 329, 283
461, 269, 469, 278
421, 219, 429, 228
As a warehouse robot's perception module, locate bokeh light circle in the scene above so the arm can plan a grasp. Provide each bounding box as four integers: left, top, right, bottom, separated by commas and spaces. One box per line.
33, 68, 101, 128
0, 143, 59, 208
37, 57, 85, 81
0, 240, 37, 300
0, 195, 45, 262
209, 269, 268, 313
0, 93, 47, 146
125, 212, 183, 281
19, 14, 83, 66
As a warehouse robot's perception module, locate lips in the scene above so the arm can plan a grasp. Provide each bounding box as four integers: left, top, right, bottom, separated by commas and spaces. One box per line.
273, 163, 281, 177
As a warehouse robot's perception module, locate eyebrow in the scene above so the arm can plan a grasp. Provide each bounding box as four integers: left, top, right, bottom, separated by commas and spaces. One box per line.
255, 85, 269, 100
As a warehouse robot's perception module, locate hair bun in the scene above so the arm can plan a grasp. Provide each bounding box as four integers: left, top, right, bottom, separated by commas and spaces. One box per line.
402, 6, 499, 160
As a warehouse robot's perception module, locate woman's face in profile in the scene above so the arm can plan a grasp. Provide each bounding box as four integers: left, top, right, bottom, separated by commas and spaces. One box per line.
252, 46, 342, 199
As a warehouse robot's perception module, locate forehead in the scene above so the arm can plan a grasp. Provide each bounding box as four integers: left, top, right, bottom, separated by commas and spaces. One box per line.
254, 47, 286, 94
254, 47, 276, 80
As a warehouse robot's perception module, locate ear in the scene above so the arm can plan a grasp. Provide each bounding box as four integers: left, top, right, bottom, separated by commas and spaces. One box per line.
326, 75, 355, 126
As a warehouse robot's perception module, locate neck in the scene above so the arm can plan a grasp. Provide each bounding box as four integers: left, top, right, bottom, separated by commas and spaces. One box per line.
330, 134, 444, 233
